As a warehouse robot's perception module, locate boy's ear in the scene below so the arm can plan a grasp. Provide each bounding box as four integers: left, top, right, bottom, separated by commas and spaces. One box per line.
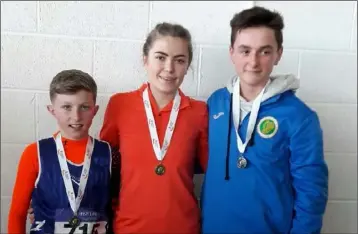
47, 105, 55, 116
274, 47, 283, 65
229, 45, 235, 64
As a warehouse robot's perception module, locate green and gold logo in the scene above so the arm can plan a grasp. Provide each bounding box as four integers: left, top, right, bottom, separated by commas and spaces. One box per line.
257, 116, 278, 138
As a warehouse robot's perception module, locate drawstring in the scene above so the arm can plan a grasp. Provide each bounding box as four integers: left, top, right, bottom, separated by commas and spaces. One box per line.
225, 94, 233, 180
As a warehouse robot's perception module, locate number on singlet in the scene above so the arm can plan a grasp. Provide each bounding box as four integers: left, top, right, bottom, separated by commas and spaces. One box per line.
63, 223, 91, 234
79, 224, 88, 233
59, 221, 109, 234
63, 223, 81, 234
62, 222, 107, 234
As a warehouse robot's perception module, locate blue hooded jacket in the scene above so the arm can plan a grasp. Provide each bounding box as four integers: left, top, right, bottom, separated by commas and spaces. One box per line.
200, 74, 328, 234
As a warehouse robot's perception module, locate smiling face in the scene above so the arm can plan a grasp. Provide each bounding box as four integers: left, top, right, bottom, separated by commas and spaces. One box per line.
47, 90, 99, 140
230, 26, 283, 87
143, 36, 190, 96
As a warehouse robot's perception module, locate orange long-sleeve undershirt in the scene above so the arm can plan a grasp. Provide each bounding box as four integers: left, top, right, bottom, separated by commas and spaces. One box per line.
8, 134, 88, 234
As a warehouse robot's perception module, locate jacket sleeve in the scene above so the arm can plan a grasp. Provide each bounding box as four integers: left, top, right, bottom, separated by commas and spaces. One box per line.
289, 111, 329, 234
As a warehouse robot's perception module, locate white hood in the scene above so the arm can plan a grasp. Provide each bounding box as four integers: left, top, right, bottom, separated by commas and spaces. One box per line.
226, 74, 300, 103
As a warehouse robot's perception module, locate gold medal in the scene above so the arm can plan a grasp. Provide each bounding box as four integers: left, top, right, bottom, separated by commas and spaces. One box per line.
143, 88, 180, 178
69, 216, 80, 228
237, 156, 247, 169
155, 164, 166, 175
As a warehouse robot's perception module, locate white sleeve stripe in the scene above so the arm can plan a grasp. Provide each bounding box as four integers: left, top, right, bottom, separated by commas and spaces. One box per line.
34, 141, 41, 187
107, 142, 112, 176
95, 139, 112, 176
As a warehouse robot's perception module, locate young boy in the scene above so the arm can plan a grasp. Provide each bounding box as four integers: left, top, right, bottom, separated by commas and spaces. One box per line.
8, 69, 112, 234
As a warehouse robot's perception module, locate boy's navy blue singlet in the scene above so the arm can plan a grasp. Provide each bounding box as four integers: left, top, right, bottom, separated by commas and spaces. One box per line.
30, 137, 111, 234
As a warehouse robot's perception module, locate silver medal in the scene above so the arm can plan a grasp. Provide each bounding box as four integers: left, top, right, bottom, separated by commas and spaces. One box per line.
233, 79, 269, 170
237, 156, 247, 169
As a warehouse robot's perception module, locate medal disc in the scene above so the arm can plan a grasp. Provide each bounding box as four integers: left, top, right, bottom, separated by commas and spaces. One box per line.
155, 164, 166, 175
69, 216, 80, 228
237, 156, 247, 169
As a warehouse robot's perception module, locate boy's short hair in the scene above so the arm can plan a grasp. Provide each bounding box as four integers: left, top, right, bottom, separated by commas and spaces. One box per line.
230, 6, 284, 49
49, 69, 97, 102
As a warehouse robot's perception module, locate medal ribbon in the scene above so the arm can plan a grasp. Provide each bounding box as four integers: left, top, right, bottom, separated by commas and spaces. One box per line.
55, 133, 93, 216
232, 78, 268, 154
143, 87, 181, 162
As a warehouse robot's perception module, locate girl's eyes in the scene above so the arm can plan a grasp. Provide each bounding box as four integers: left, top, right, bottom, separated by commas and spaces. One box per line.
155, 56, 166, 61
155, 56, 186, 64
176, 59, 185, 64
